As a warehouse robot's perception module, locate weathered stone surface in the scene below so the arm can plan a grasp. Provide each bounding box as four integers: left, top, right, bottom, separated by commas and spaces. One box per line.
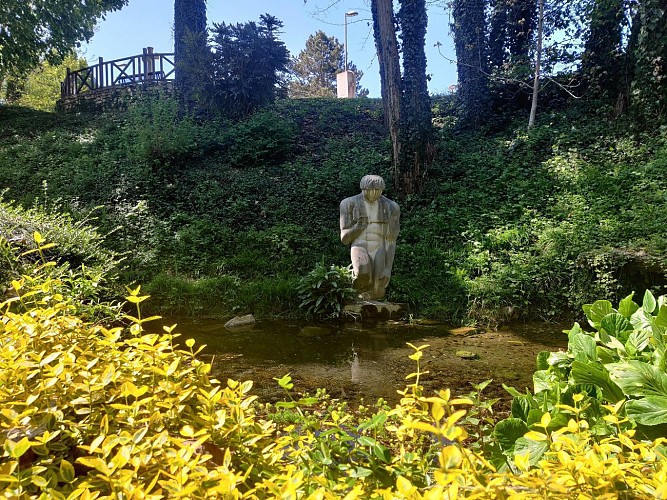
448, 326, 483, 336
224, 314, 256, 329
343, 300, 407, 320
455, 350, 480, 360
340, 175, 400, 300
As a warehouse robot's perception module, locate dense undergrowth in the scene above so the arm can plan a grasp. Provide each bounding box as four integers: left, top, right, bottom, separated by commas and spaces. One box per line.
0, 237, 666, 498
1, 95, 667, 322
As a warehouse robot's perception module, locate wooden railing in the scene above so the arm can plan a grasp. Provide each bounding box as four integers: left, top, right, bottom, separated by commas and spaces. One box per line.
61, 47, 175, 98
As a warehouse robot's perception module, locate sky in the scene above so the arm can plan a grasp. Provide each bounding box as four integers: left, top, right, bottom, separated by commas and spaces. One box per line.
81, 0, 458, 98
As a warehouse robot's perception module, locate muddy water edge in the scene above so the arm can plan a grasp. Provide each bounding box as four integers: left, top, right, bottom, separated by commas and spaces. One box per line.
165, 318, 569, 413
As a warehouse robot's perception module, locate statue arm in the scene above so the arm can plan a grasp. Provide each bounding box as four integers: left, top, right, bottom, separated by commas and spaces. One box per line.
340, 199, 367, 245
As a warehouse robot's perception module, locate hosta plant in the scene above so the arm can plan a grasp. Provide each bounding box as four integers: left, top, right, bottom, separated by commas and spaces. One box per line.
494, 290, 667, 470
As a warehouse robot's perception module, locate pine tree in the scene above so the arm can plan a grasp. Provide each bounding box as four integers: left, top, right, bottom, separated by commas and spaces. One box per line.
288, 31, 367, 98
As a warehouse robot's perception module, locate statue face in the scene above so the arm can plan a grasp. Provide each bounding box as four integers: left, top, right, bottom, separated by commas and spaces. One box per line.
363, 188, 382, 203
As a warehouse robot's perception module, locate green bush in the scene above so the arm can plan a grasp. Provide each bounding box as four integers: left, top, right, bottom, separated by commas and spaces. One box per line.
297, 262, 356, 319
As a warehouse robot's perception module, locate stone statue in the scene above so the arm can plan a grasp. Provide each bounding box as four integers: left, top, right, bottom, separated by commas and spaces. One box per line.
340, 175, 400, 300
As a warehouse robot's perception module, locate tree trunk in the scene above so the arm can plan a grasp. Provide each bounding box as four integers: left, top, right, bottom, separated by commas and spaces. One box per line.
397, 0, 432, 194
174, 0, 207, 110
488, 0, 508, 70
371, 0, 402, 191
581, 0, 624, 96
528, 0, 544, 129
452, 0, 490, 125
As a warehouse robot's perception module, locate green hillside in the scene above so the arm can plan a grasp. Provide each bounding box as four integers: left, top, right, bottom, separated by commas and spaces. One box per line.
1, 96, 666, 323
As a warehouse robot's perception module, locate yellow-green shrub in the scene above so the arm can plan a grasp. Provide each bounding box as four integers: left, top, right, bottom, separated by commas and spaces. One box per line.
1, 258, 666, 498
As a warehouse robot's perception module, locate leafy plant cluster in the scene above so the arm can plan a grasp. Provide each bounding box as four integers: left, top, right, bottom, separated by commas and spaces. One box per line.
1, 261, 666, 497
297, 262, 356, 319
0, 201, 121, 320
492, 290, 667, 472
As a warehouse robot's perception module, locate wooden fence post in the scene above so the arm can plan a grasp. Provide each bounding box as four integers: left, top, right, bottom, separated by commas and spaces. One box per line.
98, 57, 104, 89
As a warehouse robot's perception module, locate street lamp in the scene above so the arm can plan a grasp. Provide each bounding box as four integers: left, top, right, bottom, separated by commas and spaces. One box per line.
344, 10, 358, 72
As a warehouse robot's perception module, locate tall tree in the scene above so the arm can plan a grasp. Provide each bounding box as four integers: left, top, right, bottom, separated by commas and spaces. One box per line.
581, 0, 625, 96
207, 15, 290, 117
631, 0, 667, 118
371, 0, 403, 190
288, 31, 367, 98
451, 0, 491, 125
507, 0, 536, 67
397, 0, 433, 194
0, 0, 127, 79
174, 0, 207, 108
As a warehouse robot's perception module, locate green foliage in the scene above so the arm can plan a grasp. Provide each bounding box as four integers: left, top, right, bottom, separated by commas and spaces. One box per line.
204, 14, 290, 117
297, 262, 356, 319
495, 290, 667, 470
3, 55, 88, 111
0, 0, 128, 78
1, 270, 667, 497
632, 0, 667, 119
288, 30, 368, 98
0, 199, 120, 300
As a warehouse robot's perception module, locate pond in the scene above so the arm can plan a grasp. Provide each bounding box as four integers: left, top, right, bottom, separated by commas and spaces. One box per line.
165, 318, 570, 410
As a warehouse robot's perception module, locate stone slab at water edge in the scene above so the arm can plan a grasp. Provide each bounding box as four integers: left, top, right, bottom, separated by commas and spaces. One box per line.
343, 300, 407, 320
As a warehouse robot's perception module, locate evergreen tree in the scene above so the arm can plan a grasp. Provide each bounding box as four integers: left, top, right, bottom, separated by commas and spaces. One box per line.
631, 0, 667, 118
174, 0, 208, 109
207, 14, 290, 117
288, 31, 367, 98
581, 0, 625, 97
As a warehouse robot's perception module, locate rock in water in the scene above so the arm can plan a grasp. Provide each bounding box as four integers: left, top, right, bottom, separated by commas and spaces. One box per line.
224, 314, 256, 329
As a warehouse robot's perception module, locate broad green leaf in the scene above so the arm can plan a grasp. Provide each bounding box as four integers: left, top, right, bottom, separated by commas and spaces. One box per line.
571, 360, 624, 403
631, 308, 653, 331
618, 293, 639, 318
643, 290, 657, 314
600, 313, 633, 339
625, 330, 650, 355
547, 351, 571, 369
536, 351, 550, 370
511, 396, 533, 421
513, 437, 549, 466
625, 396, 667, 426
357, 436, 377, 447
583, 300, 613, 328
494, 418, 529, 452
373, 443, 391, 463
654, 305, 667, 328
533, 370, 553, 394
60, 460, 75, 483
606, 361, 667, 398
568, 332, 597, 361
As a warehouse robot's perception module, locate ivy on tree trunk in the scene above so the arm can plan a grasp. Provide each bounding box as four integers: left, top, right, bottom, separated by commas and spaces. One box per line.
398, 0, 433, 194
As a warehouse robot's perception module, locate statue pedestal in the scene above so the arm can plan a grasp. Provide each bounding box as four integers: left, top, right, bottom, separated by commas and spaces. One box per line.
343, 300, 407, 320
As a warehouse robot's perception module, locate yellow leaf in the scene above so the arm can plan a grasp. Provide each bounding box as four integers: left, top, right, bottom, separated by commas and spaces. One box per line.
181, 425, 195, 438
524, 430, 548, 441
540, 412, 552, 428
514, 452, 530, 472
439, 445, 462, 470
396, 476, 413, 494
34, 231, 44, 244
431, 401, 445, 422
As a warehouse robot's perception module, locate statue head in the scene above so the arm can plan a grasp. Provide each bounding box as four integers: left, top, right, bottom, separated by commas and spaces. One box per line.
360, 175, 385, 203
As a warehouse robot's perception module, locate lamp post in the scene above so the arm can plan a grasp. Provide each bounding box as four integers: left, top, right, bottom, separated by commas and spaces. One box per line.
344, 10, 358, 72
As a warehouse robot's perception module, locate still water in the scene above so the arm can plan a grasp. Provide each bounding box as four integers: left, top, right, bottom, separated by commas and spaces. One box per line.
165, 318, 569, 405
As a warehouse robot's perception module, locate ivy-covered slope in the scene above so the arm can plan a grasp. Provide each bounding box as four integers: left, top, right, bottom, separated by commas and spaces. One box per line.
1, 98, 666, 322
